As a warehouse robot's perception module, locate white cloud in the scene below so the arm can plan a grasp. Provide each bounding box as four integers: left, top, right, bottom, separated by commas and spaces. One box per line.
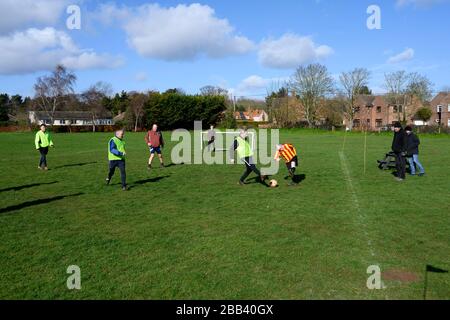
0, 0, 70, 34
239, 75, 270, 91
396, 0, 449, 7
258, 34, 333, 69
135, 72, 149, 82
0, 27, 123, 75
387, 48, 415, 64
107, 3, 255, 61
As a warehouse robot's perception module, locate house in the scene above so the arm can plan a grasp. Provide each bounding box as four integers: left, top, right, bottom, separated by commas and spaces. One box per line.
430, 92, 450, 127
28, 111, 114, 126
347, 95, 425, 130
234, 109, 269, 122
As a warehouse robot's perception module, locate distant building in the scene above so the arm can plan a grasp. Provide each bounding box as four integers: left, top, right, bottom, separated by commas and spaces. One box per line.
430, 92, 450, 127
234, 109, 268, 122
345, 95, 425, 130
28, 111, 114, 126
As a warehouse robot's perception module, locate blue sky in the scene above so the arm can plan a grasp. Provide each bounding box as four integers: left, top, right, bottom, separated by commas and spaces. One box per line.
0, 0, 449, 98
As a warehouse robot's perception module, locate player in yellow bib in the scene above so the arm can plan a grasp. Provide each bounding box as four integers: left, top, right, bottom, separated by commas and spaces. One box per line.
230, 129, 267, 186
34, 124, 54, 170
106, 129, 128, 191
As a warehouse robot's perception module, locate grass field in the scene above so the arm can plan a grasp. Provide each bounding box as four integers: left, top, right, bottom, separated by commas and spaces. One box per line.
0, 130, 449, 300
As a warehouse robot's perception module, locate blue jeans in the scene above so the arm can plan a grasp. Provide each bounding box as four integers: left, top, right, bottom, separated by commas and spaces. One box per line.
408, 154, 425, 175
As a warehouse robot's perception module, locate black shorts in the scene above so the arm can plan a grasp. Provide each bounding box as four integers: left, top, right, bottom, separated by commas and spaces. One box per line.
286, 156, 298, 170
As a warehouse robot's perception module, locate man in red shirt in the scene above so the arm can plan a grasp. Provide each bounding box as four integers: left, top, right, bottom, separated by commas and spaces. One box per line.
145, 124, 165, 169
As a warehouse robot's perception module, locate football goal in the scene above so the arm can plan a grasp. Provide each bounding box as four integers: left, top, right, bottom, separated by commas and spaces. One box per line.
200, 131, 256, 152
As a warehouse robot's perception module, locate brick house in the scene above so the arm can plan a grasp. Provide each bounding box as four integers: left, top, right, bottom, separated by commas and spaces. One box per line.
348, 95, 425, 130
234, 109, 269, 122
430, 92, 450, 127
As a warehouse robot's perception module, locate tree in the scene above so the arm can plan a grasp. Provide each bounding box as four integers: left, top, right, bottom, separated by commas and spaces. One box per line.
200, 85, 229, 97
384, 71, 433, 123
128, 92, 149, 132
357, 85, 372, 95
0, 94, 10, 122
290, 64, 334, 127
80, 82, 112, 132
339, 68, 371, 130
406, 72, 433, 103
416, 107, 433, 123
33, 65, 77, 125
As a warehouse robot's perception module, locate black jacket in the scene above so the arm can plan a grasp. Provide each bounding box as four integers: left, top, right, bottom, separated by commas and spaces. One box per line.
406, 133, 420, 155
392, 129, 407, 154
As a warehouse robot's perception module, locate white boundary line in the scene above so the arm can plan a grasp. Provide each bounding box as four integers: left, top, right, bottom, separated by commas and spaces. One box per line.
339, 151, 377, 259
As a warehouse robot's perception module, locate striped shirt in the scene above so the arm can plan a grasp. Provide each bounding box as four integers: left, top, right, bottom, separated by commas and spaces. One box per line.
275, 144, 297, 162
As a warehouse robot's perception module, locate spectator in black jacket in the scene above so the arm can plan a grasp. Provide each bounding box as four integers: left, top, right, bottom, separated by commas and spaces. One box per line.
405, 126, 425, 176
392, 122, 407, 181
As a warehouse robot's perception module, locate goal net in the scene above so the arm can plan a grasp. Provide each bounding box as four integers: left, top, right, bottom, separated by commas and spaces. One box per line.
200, 131, 256, 152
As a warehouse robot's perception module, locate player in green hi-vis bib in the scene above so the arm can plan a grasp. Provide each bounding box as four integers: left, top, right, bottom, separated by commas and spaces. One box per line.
106, 129, 128, 191
35, 123, 54, 170
229, 129, 267, 186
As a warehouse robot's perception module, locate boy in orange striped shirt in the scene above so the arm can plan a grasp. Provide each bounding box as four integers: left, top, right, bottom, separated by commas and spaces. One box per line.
274, 143, 299, 185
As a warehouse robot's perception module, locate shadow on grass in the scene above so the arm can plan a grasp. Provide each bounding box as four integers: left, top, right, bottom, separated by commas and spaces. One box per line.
53, 162, 98, 170
129, 176, 170, 189
164, 163, 184, 168
0, 181, 59, 193
0, 193, 84, 215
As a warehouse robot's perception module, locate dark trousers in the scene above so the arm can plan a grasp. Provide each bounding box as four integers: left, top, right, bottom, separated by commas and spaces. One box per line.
108, 160, 127, 187
39, 147, 49, 168
394, 152, 406, 179
286, 156, 298, 180
207, 139, 215, 152
240, 157, 261, 182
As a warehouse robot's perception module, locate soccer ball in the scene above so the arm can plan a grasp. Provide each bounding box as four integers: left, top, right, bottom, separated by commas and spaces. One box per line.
269, 179, 278, 188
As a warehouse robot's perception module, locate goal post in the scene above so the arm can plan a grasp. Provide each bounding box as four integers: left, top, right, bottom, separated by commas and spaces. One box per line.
200, 130, 256, 152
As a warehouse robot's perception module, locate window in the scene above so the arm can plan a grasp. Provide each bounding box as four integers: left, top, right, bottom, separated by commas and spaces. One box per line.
448, 119, 450, 127
353, 119, 361, 127
376, 106, 382, 113
398, 105, 403, 113
448, 104, 450, 112
393, 106, 398, 113
354, 107, 361, 113
376, 119, 383, 128
437, 105, 443, 113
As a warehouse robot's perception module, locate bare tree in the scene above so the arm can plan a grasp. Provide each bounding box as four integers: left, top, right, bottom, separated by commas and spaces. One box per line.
81, 82, 112, 132
33, 65, 77, 125
129, 92, 148, 132
339, 68, 371, 130
200, 85, 229, 97
290, 63, 334, 127
384, 71, 433, 123
407, 72, 433, 103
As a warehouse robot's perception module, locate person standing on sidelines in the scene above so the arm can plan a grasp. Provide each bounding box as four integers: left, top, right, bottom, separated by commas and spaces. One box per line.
206, 125, 216, 152
35, 123, 54, 170
274, 143, 299, 186
230, 129, 266, 186
392, 122, 407, 181
405, 126, 426, 176
106, 129, 128, 191
145, 124, 165, 169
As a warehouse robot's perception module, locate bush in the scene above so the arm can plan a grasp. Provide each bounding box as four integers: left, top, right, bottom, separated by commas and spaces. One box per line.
144, 92, 226, 130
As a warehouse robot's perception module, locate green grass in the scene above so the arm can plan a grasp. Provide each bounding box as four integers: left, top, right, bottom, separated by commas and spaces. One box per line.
0, 130, 449, 300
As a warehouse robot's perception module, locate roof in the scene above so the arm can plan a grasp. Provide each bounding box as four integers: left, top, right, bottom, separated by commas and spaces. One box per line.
31, 111, 113, 120
431, 92, 450, 106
